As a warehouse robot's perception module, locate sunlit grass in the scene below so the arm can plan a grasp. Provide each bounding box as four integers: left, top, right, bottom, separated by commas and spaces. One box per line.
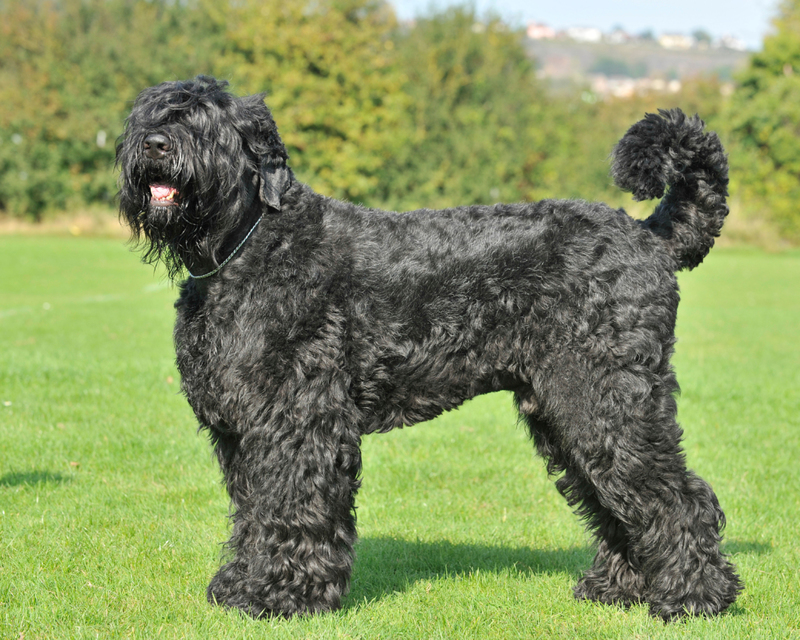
1, 237, 798, 638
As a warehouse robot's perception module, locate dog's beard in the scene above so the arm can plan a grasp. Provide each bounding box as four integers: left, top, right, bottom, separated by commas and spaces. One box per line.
119, 172, 216, 280
119, 168, 257, 281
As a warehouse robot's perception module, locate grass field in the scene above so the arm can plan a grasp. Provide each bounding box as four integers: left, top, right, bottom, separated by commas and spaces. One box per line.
1, 236, 798, 639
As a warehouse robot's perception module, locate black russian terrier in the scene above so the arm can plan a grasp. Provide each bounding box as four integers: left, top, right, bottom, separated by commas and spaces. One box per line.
116, 76, 741, 620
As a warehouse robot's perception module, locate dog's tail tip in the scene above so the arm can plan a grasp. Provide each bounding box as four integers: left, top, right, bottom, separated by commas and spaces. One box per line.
612, 108, 729, 270
611, 109, 725, 199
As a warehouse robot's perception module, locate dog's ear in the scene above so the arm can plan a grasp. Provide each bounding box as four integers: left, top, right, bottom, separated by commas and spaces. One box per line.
237, 94, 292, 210
260, 157, 291, 210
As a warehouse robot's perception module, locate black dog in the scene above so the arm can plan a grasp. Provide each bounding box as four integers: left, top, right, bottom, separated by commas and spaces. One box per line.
117, 76, 741, 620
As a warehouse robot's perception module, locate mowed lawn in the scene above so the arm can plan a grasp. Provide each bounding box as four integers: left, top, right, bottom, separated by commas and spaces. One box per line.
1, 235, 798, 639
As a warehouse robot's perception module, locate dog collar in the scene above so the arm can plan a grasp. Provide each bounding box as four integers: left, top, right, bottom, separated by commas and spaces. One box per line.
187, 215, 264, 279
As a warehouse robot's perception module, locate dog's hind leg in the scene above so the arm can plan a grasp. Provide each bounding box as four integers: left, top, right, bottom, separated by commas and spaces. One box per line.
206, 397, 362, 618
520, 406, 645, 608
519, 357, 741, 619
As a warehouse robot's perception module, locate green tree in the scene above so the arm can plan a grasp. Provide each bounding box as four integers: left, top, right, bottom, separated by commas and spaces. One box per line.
378, 7, 561, 210
207, 0, 410, 203
730, 0, 800, 238
0, 0, 216, 219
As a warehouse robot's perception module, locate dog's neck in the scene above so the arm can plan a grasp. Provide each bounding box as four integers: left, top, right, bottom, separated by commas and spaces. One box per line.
181, 201, 266, 279
178, 169, 295, 280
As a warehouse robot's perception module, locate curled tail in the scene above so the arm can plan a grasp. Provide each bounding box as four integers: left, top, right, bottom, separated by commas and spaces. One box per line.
612, 109, 728, 271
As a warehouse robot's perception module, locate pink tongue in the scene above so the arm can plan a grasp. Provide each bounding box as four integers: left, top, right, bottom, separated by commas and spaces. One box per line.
150, 185, 175, 200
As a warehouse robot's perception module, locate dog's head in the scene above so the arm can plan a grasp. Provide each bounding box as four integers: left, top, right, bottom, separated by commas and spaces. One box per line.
116, 76, 291, 277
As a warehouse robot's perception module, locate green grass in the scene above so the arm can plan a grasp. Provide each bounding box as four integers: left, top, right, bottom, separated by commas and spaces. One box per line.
1, 236, 798, 639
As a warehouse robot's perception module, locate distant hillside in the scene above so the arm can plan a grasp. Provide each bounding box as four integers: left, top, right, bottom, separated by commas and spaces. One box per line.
525, 38, 749, 86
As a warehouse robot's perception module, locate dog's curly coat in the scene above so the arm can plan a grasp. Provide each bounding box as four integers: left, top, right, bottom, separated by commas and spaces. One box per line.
117, 76, 742, 619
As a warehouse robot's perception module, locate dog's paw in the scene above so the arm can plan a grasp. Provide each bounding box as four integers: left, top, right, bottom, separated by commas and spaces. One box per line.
574, 564, 645, 609
207, 563, 270, 618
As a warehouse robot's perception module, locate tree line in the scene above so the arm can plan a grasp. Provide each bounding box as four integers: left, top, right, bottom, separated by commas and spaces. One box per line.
1, 0, 798, 241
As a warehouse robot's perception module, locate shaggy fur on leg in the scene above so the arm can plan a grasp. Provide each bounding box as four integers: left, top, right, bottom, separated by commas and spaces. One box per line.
116, 76, 742, 620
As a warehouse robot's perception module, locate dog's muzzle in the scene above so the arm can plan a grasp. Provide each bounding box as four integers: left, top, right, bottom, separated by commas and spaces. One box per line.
141, 134, 180, 205
143, 133, 172, 160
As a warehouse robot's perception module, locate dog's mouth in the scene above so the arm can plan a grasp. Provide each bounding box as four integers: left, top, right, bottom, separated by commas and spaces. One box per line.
150, 184, 179, 206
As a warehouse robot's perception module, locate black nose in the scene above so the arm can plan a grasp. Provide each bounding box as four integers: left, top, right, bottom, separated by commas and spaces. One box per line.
143, 133, 172, 160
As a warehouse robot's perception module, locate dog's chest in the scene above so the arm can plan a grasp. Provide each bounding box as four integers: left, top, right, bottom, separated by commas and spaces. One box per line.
172, 282, 274, 428
172, 277, 334, 431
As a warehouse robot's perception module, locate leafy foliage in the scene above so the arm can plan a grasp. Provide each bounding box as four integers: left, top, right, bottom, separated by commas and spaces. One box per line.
0, 0, 216, 218
0, 0, 797, 240
377, 8, 548, 209
211, 0, 410, 201
730, 0, 800, 239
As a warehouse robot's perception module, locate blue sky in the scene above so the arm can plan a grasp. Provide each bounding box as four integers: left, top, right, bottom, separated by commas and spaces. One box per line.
390, 0, 779, 50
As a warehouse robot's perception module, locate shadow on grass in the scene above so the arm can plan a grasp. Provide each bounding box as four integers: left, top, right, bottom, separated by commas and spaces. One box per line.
723, 539, 772, 556
0, 470, 71, 487
347, 536, 592, 608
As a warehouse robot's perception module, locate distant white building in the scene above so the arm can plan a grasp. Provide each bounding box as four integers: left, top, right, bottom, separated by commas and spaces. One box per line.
566, 27, 603, 43
527, 22, 556, 40
659, 34, 696, 50
718, 35, 747, 51
590, 76, 683, 99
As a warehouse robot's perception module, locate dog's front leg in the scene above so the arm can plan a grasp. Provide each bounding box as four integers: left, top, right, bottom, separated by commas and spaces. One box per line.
206, 409, 362, 618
